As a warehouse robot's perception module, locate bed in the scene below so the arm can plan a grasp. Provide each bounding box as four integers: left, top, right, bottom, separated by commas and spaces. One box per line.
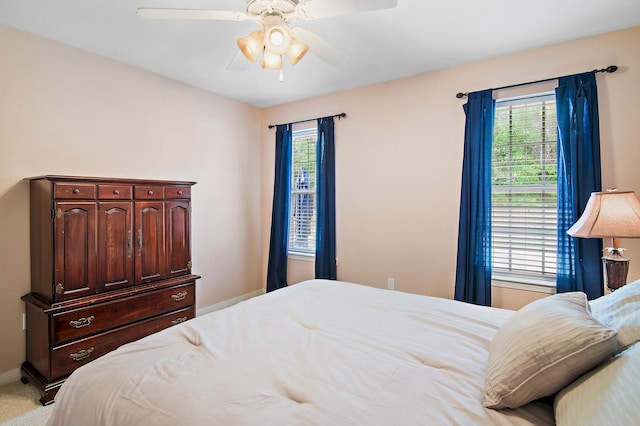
47, 279, 640, 425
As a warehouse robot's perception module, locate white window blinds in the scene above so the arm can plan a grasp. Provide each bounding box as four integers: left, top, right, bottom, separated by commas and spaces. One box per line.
289, 128, 317, 255
492, 93, 557, 283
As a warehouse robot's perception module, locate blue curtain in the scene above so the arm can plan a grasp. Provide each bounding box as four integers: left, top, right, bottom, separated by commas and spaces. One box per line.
454, 90, 494, 306
266, 124, 293, 292
556, 72, 603, 299
315, 117, 337, 279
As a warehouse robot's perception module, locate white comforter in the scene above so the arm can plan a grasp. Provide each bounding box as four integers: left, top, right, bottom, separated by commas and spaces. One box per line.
48, 280, 553, 425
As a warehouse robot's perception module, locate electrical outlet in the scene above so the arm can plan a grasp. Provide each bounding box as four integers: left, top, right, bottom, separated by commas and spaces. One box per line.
387, 277, 395, 290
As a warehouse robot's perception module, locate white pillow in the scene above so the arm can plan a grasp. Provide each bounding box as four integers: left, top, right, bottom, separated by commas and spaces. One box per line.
555, 342, 640, 426
590, 279, 640, 350
483, 292, 618, 409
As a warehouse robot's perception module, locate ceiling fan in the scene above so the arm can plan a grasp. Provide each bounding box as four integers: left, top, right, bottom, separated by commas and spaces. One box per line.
137, 0, 398, 71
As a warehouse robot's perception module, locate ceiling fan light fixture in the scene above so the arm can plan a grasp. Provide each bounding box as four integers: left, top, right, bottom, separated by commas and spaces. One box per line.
286, 37, 309, 66
261, 50, 284, 70
237, 30, 264, 62
139, 0, 400, 72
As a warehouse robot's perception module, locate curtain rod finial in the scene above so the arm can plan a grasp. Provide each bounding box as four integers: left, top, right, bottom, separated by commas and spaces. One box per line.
595, 65, 618, 74
456, 92, 467, 99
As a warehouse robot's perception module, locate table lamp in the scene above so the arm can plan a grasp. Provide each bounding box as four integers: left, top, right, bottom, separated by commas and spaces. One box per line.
567, 189, 640, 291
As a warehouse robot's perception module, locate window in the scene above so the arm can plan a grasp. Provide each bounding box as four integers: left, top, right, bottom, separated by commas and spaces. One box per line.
289, 128, 317, 256
492, 93, 557, 285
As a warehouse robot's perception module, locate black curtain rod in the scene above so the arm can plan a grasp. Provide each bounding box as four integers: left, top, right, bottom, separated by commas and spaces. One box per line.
268, 112, 347, 129
455, 65, 618, 99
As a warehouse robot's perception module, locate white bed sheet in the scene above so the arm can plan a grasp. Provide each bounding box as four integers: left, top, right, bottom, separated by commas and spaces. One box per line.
47, 280, 553, 425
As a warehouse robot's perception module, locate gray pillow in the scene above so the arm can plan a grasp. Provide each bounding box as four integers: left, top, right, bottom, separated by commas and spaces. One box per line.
483, 292, 618, 409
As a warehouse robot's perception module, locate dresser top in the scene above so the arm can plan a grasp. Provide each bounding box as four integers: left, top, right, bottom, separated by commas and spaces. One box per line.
26, 175, 197, 186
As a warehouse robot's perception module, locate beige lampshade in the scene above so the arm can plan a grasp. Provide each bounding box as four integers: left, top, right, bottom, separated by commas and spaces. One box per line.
286, 38, 309, 65
261, 50, 283, 70
567, 190, 640, 238
237, 30, 264, 62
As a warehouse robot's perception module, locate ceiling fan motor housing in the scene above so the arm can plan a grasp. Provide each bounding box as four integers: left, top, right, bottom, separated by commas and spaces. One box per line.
246, 0, 298, 22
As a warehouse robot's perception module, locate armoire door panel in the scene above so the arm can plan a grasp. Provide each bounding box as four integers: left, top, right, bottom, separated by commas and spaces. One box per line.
54, 202, 97, 301
166, 201, 191, 277
98, 202, 134, 292
135, 201, 165, 284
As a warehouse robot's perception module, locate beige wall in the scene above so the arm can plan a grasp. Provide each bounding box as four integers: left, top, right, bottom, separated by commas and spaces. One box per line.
0, 25, 264, 374
261, 26, 640, 305
2, 23, 639, 376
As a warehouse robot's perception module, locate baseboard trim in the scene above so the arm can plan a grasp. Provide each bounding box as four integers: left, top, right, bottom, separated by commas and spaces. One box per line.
0, 368, 21, 386
196, 288, 264, 317
1, 288, 265, 386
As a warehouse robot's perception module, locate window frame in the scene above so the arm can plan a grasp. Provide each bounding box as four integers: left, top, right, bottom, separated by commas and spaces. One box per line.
288, 126, 318, 258
491, 91, 558, 290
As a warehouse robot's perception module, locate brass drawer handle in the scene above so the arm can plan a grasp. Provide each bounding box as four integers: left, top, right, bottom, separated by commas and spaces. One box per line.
69, 315, 95, 329
147, 190, 154, 195
171, 317, 187, 325
69, 347, 94, 362
171, 291, 187, 302
177, 190, 183, 195
113, 189, 120, 195
72, 188, 80, 194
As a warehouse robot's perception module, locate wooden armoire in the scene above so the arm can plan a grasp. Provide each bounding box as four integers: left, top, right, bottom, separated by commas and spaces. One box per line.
21, 175, 200, 404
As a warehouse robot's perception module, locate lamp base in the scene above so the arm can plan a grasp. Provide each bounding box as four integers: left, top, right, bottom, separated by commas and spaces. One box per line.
602, 253, 629, 291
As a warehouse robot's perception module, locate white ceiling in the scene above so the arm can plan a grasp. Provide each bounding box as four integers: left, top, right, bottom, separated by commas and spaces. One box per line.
2, 0, 639, 108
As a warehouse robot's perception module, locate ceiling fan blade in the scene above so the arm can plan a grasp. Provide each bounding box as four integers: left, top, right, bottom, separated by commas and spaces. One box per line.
226, 51, 251, 72
296, 0, 398, 20
137, 8, 249, 21
291, 27, 349, 67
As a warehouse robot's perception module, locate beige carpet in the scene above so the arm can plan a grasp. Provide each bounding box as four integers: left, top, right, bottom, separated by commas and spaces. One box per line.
0, 381, 53, 425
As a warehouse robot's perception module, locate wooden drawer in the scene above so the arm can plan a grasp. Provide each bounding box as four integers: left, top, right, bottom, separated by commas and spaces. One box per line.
135, 185, 164, 199
52, 283, 195, 345
165, 186, 191, 199
53, 183, 96, 199
98, 184, 132, 199
51, 306, 194, 379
